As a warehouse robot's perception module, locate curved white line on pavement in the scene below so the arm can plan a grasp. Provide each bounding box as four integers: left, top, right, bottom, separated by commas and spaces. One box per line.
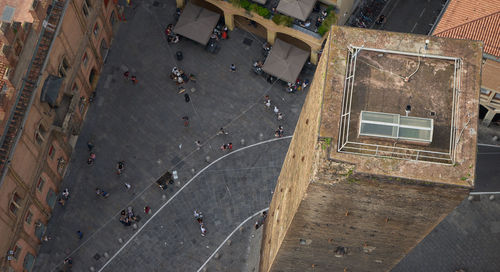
478, 143, 500, 148
98, 136, 291, 271
197, 207, 269, 272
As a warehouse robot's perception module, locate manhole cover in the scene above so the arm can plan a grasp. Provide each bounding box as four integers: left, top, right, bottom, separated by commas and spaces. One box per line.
152, 1, 159, 7
243, 38, 253, 46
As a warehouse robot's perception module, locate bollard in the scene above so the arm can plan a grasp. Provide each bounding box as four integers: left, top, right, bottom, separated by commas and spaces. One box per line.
259, 133, 264, 140
227, 240, 232, 246
191, 168, 195, 174
467, 195, 474, 201
104, 252, 109, 258
162, 194, 166, 200
90, 267, 95, 271
205, 156, 210, 163
132, 223, 138, 230
118, 238, 123, 243
240, 139, 245, 146
489, 195, 495, 201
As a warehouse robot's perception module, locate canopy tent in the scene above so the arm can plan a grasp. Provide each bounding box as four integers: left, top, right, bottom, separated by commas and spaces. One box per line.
262, 39, 310, 83
174, 2, 220, 45
276, 0, 316, 21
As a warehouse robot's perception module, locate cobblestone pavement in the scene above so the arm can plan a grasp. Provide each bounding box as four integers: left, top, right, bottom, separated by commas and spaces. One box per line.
33, 1, 314, 271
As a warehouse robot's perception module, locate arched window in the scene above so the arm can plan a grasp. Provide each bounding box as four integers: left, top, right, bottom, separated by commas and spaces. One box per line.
100, 39, 108, 60
89, 68, 97, 86
58, 57, 70, 77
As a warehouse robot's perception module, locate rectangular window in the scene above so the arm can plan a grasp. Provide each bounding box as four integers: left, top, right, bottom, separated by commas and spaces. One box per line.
35, 131, 44, 145
13, 245, 21, 259
494, 93, 500, 101
23, 252, 35, 271
110, 11, 116, 26
82, 2, 89, 17
82, 52, 88, 66
480, 88, 491, 96
79, 96, 86, 114
46, 189, 56, 208
25, 211, 33, 224
93, 23, 99, 37
9, 193, 22, 215
48, 145, 55, 159
36, 177, 45, 191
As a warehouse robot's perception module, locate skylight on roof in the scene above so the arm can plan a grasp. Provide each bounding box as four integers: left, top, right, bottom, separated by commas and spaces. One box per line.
359, 111, 433, 143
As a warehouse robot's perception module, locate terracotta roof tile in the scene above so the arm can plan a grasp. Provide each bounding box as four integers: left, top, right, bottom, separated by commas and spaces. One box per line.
433, 0, 500, 34
434, 11, 500, 57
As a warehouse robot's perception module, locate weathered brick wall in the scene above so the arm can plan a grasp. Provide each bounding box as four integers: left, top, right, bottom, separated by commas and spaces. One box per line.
267, 158, 469, 271
259, 34, 331, 272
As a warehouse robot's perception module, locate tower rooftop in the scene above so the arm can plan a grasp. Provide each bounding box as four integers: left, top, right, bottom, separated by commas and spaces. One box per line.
319, 26, 482, 187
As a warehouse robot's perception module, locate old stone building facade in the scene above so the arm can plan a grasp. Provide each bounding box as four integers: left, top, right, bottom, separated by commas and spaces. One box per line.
260, 26, 481, 271
0, 0, 118, 270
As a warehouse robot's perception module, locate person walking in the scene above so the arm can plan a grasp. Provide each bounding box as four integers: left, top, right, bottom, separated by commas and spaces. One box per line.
200, 223, 207, 236
194, 210, 203, 224
217, 127, 228, 135
88, 152, 96, 164
116, 161, 125, 175
76, 230, 83, 240
277, 112, 283, 120
95, 188, 109, 198
123, 71, 130, 80
273, 106, 279, 115
87, 141, 94, 152
131, 75, 138, 84
144, 206, 151, 214
195, 140, 202, 149
228, 142, 233, 151
230, 64, 236, 72
182, 116, 189, 127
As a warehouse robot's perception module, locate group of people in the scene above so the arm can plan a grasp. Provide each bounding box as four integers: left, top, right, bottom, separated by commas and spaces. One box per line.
286, 79, 309, 93
211, 25, 229, 41
194, 210, 207, 236
170, 66, 195, 86
165, 24, 180, 44
119, 207, 139, 226
315, 9, 330, 28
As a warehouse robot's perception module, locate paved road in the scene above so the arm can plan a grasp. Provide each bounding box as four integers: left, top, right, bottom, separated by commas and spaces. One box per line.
474, 145, 500, 193
33, 1, 314, 271
373, 0, 448, 34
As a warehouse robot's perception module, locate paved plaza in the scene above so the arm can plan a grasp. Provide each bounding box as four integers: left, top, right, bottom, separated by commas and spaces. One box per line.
33, 1, 314, 271
33, 1, 500, 271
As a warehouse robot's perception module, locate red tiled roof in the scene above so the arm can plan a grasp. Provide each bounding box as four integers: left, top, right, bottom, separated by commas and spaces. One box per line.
433, 0, 500, 57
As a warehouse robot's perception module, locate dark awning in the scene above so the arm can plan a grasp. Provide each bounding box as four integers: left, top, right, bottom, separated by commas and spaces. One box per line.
174, 2, 220, 45
262, 39, 310, 83
277, 0, 316, 21
40, 75, 63, 107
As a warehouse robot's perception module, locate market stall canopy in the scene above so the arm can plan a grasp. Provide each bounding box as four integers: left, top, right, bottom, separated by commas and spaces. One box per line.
276, 0, 316, 21
174, 2, 220, 45
262, 39, 310, 83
